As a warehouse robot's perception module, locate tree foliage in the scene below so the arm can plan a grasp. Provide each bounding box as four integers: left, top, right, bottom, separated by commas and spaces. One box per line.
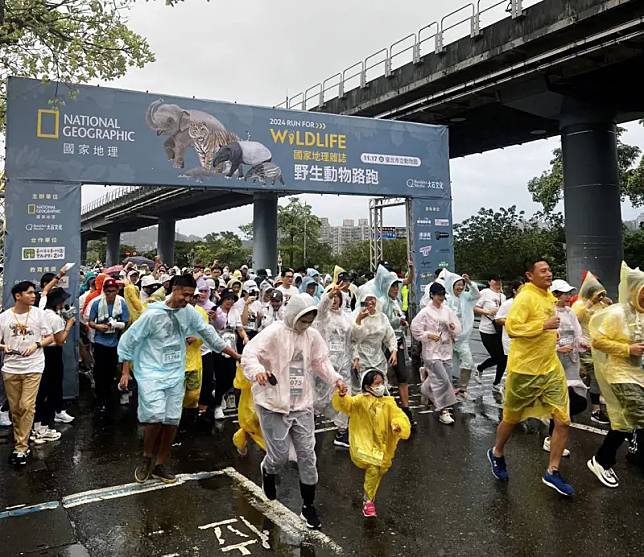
0, 0, 156, 128
528, 128, 644, 213
624, 225, 644, 269
454, 206, 566, 280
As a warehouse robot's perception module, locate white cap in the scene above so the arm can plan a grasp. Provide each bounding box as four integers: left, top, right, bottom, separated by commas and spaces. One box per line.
550, 279, 576, 293
160, 274, 172, 284
141, 275, 161, 288
206, 278, 217, 290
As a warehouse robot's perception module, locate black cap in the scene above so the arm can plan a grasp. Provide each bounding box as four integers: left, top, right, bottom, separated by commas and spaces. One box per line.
270, 290, 283, 302
430, 282, 446, 296
220, 288, 238, 302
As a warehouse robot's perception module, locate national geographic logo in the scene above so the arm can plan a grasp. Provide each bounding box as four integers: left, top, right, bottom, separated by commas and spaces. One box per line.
36, 109, 60, 139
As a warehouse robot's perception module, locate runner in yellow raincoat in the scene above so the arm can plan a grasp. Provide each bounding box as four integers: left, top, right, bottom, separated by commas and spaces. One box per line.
232, 364, 266, 456
183, 297, 207, 409
586, 262, 644, 488
333, 369, 410, 518
572, 271, 612, 424
487, 259, 575, 497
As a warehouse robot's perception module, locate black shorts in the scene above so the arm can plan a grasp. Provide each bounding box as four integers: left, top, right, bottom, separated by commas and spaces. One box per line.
385, 336, 410, 385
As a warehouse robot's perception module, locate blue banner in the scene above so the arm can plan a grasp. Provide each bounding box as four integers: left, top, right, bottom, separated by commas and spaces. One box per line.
6, 78, 450, 200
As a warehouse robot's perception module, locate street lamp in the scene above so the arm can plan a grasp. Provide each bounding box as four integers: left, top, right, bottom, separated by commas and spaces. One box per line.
303, 217, 307, 264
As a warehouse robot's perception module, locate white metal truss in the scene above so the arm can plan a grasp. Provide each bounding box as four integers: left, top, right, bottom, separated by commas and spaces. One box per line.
368, 197, 411, 272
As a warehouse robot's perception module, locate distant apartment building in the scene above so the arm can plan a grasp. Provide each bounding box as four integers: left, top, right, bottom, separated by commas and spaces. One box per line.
624, 212, 644, 231
319, 217, 406, 254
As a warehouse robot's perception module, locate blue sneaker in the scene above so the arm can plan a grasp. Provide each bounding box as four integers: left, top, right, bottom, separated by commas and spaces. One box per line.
542, 470, 574, 497
487, 448, 509, 481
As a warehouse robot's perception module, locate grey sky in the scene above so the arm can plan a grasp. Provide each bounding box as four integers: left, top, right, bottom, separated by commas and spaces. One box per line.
81, 0, 644, 235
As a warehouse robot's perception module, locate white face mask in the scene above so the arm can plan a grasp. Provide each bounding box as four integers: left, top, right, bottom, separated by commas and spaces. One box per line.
369, 385, 386, 397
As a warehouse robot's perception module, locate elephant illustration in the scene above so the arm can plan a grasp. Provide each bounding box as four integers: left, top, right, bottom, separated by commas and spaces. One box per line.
145, 100, 237, 170
212, 141, 272, 178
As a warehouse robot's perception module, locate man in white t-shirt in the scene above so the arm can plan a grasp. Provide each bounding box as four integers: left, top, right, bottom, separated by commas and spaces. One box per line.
494, 281, 524, 358
277, 268, 300, 306
474, 276, 507, 392
0, 281, 54, 465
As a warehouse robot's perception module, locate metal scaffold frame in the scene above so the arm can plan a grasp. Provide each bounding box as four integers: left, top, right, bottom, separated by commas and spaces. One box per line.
368, 197, 411, 272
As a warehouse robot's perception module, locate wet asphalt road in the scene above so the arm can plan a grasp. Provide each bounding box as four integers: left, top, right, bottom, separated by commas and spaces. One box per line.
1, 334, 643, 557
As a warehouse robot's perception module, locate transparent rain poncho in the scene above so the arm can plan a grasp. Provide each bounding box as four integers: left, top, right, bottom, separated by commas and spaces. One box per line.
589, 262, 644, 431
442, 270, 480, 341
241, 293, 341, 414
572, 271, 611, 336
374, 265, 405, 338
350, 289, 397, 377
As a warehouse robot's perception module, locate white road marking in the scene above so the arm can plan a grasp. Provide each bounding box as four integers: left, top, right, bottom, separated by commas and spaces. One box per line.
223, 467, 344, 554
62, 470, 226, 508
570, 422, 607, 436
199, 518, 237, 529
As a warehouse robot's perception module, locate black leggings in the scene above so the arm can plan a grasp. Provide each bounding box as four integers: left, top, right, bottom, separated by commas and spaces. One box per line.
35, 346, 64, 427
596, 428, 644, 469
212, 353, 237, 408
198, 352, 216, 407
479, 332, 507, 385
93, 343, 119, 405
549, 388, 588, 434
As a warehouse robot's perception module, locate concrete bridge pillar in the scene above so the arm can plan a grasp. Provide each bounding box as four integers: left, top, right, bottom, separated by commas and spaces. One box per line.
105, 230, 121, 267
252, 192, 278, 274
560, 99, 621, 297
158, 216, 176, 267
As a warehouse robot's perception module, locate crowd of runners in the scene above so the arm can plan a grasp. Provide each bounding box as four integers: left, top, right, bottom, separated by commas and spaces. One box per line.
0, 256, 642, 526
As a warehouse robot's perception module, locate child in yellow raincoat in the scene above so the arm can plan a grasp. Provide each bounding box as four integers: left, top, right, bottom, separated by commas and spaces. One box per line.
183, 298, 208, 411
333, 369, 410, 518
232, 364, 265, 456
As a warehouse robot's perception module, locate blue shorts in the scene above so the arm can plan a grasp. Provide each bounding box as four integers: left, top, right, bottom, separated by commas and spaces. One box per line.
137, 378, 185, 426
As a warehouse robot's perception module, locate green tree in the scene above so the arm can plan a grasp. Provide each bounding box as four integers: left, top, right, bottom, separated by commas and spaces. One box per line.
336, 240, 370, 275
454, 206, 565, 280
277, 197, 321, 269
0, 0, 156, 127
528, 128, 644, 213
624, 225, 644, 269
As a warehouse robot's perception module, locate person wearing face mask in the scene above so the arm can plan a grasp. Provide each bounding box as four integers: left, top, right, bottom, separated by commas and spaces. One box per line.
572, 271, 613, 425
332, 369, 411, 518
351, 290, 398, 395
587, 262, 644, 488
314, 285, 354, 448
442, 271, 480, 400
411, 282, 462, 425
241, 293, 348, 530
139, 275, 161, 305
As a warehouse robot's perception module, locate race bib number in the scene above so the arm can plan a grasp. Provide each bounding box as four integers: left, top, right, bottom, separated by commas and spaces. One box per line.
222, 329, 236, 358
289, 365, 304, 396
329, 340, 343, 353
162, 346, 182, 365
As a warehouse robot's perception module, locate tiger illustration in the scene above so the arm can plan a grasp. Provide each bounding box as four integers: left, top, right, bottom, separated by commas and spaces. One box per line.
187, 121, 239, 171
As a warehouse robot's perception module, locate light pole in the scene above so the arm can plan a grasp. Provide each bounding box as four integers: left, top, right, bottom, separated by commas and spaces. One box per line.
303, 217, 307, 265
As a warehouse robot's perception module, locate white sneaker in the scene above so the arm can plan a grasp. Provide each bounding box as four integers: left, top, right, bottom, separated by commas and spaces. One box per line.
542, 436, 570, 457
439, 410, 455, 425
214, 406, 225, 420
0, 410, 11, 427
210, 391, 226, 410
30, 429, 47, 445
38, 427, 62, 442
587, 457, 619, 488
54, 410, 75, 423
491, 383, 502, 393
119, 393, 130, 406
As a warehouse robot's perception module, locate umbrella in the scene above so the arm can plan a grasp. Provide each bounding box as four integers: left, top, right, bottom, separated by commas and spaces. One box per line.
123, 256, 156, 267
103, 264, 124, 276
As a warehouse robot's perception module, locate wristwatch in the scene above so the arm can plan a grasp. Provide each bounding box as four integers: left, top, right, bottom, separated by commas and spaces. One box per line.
35, 341, 42, 349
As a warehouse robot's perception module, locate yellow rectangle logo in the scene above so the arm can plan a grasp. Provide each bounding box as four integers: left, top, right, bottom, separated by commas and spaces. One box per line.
36, 109, 59, 139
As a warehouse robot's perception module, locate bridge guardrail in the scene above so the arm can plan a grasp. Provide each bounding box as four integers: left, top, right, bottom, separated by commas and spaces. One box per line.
274, 0, 542, 110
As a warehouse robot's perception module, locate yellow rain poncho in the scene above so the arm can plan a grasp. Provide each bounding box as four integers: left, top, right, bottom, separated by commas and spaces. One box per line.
572, 271, 611, 335
232, 365, 266, 453
183, 305, 207, 409
332, 389, 410, 501
504, 282, 569, 424
589, 262, 644, 432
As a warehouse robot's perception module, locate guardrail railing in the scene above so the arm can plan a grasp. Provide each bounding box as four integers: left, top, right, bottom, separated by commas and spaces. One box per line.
274, 0, 543, 111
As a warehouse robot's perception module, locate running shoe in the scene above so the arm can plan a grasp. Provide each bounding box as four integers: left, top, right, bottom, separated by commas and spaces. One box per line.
32, 427, 62, 443
119, 393, 130, 406
439, 410, 454, 425
590, 410, 610, 425
13, 452, 29, 466
473, 366, 483, 384
487, 448, 509, 481
542, 436, 570, 457
151, 464, 176, 484
362, 500, 377, 518
333, 430, 350, 448
134, 456, 154, 483
542, 470, 574, 496
491, 383, 502, 394
8, 451, 18, 465
300, 504, 322, 529
54, 410, 75, 423
0, 410, 11, 427
260, 461, 277, 500
587, 457, 619, 488
402, 407, 416, 429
